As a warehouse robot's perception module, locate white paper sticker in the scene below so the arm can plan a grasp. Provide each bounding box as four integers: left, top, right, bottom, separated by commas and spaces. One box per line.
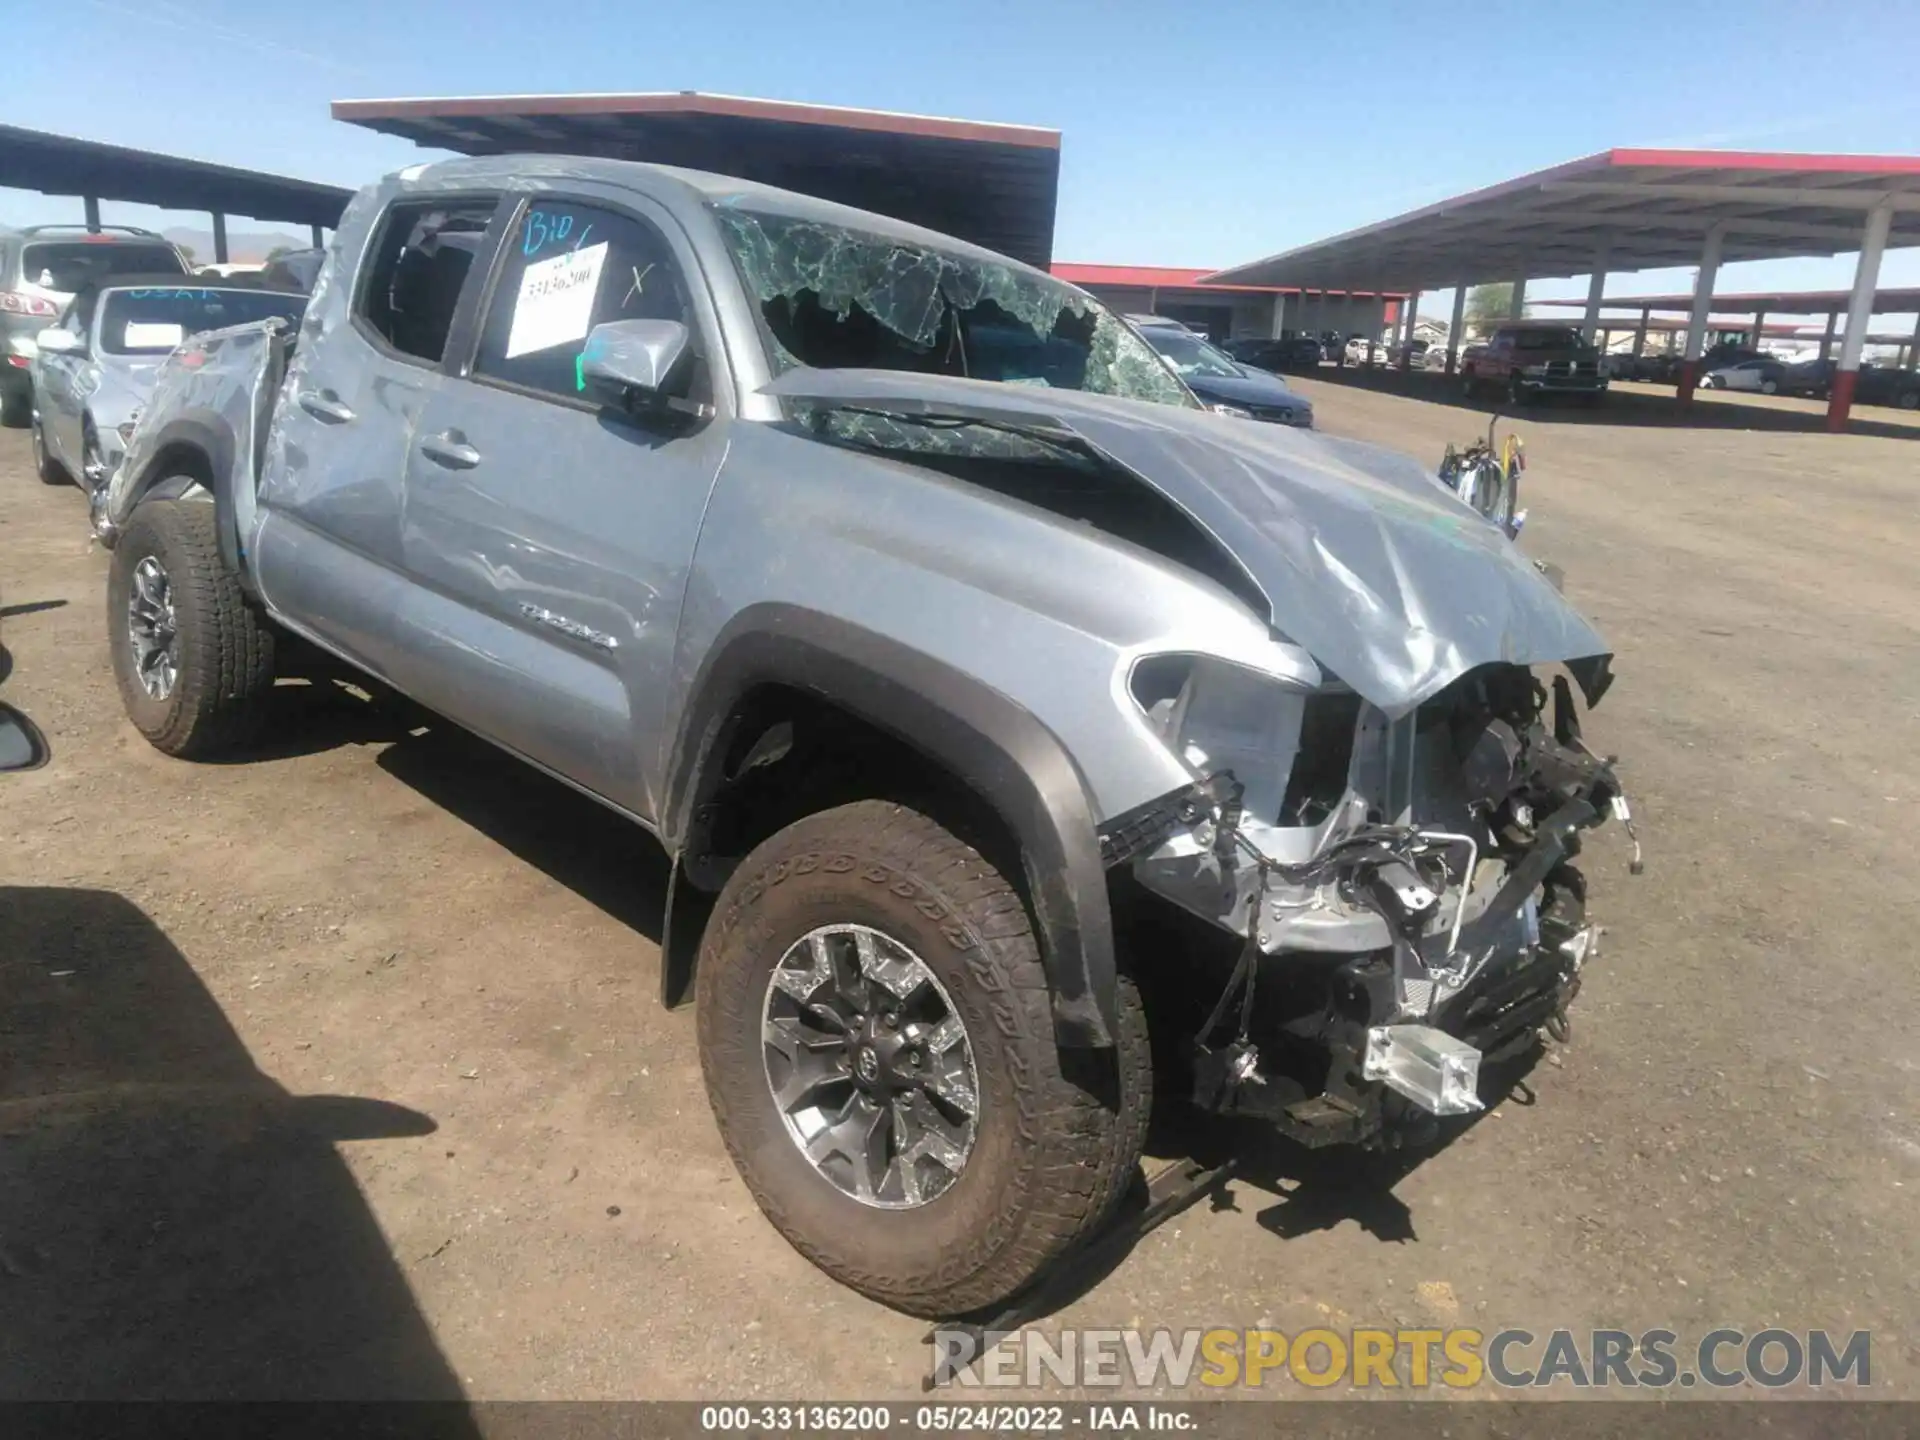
505, 242, 608, 359
124, 322, 185, 350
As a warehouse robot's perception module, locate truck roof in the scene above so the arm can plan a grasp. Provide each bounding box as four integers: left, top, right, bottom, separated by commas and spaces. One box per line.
394, 153, 1050, 279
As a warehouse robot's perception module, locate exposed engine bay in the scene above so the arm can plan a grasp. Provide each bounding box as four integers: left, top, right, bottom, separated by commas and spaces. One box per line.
1111, 659, 1640, 1147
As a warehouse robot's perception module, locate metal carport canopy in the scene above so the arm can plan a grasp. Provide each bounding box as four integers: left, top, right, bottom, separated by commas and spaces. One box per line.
331, 91, 1062, 269
0, 124, 351, 230
1534, 285, 1920, 315
1203, 148, 1920, 293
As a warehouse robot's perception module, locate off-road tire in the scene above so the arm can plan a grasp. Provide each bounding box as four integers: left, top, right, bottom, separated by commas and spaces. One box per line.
108, 498, 275, 758
697, 800, 1150, 1317
31, 416, 66, 486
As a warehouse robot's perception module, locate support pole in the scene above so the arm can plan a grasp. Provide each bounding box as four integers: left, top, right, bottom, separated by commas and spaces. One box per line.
83, 196, 101, 233
1579, 247, 1609, 341
1446, 283, 1468, 374
1906, 310, 1920, 372
1399, 290, 1421, 368
1820, 311, 1838, 363
1508, 278, 1527, 320
1678, 225, 1726, 408
211, 212, 229, 266
310, 223, 325, 249
1269, 292, 1288, 340
1828, 200, 1894, 433
1751, 309, 1767, 351
1634, 306, 1650, 357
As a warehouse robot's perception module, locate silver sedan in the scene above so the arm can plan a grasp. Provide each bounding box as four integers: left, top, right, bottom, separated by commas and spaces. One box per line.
30, 280, 304, 492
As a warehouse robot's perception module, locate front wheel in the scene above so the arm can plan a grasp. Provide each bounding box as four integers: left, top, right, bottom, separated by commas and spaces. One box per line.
1760, 379, 1779, 395
108, 498, 276, 758
697, 800, 1149, 1317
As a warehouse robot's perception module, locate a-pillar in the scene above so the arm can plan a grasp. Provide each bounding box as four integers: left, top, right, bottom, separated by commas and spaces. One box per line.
1633, 306, 1650, 357
83, 196, 101, 233
1678, 224, 1726, 408
1828, 200, 1894, 433
1446, 283, 1468, 374
1819, 311, 1838, 363
211, 212, 229, 265
1508, 278, 1527, 319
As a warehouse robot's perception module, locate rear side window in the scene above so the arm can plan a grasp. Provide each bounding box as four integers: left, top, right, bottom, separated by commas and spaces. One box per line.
356, 199, 498, 364
471, 201, 691, 402
20, 242, 185, 292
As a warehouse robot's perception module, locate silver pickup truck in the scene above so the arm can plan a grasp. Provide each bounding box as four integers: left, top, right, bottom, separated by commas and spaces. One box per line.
96, 155, 1627, 1318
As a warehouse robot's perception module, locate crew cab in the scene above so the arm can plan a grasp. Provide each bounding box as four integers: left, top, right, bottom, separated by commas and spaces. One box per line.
1461, 323, 1607, 403
95, 156, 1628, 1319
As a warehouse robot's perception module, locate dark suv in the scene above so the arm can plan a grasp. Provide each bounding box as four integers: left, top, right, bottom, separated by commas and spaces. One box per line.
0, 226, 191, 426
1461, 323, 1606, 403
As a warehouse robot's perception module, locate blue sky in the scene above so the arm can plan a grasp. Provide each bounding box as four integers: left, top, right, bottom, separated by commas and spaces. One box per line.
9, 0, 1920, 325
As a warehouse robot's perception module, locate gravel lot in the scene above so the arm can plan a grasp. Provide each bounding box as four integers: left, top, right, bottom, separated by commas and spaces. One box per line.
3, 377, 1917, 1402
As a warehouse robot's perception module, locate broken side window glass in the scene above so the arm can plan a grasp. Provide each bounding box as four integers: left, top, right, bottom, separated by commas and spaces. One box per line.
712, 207, 1195, 415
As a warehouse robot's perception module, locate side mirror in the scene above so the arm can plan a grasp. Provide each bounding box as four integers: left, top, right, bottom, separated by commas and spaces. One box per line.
36, 327, 83, 356
0, 703, 49, 771
579, 319, 690, 407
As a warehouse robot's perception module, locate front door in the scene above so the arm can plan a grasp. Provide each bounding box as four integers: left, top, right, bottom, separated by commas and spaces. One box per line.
251, 193, 504, 682
397, 189, 731, 819
35, 291, 92, 468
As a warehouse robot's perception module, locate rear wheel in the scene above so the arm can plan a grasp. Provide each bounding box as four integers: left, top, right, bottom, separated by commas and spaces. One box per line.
697, 800, 1149, 1317
31, 414, 67, 486
1896, 388, 1919, 411
1760, 378, 1779, 395
108, 498, 276, 758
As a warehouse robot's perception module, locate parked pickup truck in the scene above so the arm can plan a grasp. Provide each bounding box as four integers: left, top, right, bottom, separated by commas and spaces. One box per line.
96, 155, 1628, 1318
1461, 323, 1608, 404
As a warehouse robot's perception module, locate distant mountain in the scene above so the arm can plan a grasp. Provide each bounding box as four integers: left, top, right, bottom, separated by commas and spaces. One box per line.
162, 226, 311, 266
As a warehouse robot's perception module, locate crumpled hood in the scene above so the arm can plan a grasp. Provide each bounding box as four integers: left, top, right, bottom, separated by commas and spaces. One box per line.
763, 368, 1609, 716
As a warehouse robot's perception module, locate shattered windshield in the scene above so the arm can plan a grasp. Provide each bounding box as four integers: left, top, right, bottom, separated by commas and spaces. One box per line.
713, 207, 1195, 410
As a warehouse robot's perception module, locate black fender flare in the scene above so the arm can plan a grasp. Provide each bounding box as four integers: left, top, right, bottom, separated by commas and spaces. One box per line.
658, 605, 1117, 1049
125, 414, 253, 596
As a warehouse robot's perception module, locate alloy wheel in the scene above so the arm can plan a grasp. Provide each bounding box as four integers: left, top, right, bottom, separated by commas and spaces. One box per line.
761, 923, 979, 1209
127, 555, 179, 701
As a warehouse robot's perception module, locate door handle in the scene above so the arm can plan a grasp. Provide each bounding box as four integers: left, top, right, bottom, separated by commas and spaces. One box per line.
419, 430, 481, 470
297, 389, 355, 424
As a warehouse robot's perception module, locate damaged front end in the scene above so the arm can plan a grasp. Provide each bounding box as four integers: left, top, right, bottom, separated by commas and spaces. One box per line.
1113, 659, 1639, 1148
752, 372, 1637, 1144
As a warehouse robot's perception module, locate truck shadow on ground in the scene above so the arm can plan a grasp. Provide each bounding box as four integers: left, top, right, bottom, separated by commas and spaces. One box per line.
985, 1049, 1542, 1328
0, 886, 475, 1409
1304, 366, 1920, 439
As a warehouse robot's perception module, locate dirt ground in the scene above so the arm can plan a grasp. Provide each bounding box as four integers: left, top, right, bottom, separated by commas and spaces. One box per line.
2, 375, 1917, 1402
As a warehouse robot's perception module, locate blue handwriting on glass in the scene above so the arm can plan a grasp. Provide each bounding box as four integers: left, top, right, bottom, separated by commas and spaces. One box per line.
522, 210, 579, 256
